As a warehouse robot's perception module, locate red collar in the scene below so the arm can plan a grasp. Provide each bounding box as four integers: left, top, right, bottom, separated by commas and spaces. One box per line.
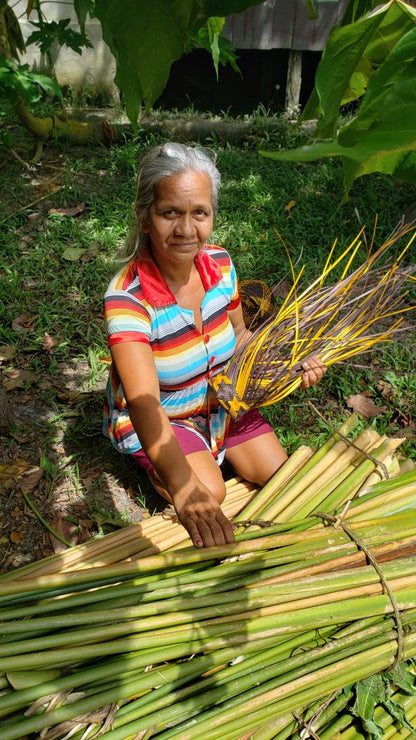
135, 246, 223, 307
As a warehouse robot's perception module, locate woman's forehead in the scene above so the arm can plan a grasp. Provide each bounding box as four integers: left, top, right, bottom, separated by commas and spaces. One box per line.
154, 170, 212, 202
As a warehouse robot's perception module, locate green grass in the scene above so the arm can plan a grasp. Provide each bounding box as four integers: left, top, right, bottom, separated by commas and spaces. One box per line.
1, 99, 415, 522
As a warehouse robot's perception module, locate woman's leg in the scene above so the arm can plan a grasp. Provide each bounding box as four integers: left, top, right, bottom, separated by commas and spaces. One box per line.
225, 431, 288, 487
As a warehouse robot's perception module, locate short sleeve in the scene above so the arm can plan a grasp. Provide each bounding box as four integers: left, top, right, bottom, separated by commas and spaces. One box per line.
227, 255, 241, 310
104, 291, 151, 346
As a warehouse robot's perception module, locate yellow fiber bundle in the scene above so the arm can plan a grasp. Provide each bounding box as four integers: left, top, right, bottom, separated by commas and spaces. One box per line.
210, 222, 416, 419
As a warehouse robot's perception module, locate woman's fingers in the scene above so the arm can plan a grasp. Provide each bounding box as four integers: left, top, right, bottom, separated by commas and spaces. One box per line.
300, 357, 327, 389
180, 506, 235, 548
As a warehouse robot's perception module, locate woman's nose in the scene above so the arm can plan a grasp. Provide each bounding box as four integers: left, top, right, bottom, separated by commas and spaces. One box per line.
175, 213, 195, 236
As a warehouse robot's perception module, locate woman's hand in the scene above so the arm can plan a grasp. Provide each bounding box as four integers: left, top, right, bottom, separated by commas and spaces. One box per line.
172, 484, 235, 548
300, 357, 327, 389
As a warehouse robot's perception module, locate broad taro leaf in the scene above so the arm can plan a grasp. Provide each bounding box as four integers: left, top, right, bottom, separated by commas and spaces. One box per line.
261, 24, 416, 199
94, 0, 264, 123
303, 2, 390, 137
338, 26, 416, 149
302, 0, 416, 129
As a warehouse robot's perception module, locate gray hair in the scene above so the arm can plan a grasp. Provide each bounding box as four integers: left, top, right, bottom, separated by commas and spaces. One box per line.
124, 143, 221, 259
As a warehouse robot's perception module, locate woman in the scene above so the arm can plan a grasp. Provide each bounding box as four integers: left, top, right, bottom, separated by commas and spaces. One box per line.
104, 143, 326, 548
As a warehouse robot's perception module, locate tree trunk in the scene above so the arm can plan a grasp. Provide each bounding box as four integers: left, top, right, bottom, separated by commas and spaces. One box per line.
285, 49, 303, 116
13, 103, 291, 162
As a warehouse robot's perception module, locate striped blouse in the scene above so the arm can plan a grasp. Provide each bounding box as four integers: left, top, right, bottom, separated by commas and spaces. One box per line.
103, 245, 241, 457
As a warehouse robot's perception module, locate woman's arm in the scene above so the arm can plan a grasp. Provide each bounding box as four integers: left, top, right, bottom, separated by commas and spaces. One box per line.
110, 341, 235, 547
228, 303, 252, 348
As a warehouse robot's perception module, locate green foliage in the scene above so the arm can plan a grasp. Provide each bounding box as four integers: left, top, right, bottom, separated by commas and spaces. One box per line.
193, 22, 242, 78
352, 675, 385, 739
1, 0, 26, 59
265, 0, 416, 200
93, 0, 264, 123
351, 664, 416, 738
0, 56, 62, 103
73, 0, 94, 33
26, 18, 93, 55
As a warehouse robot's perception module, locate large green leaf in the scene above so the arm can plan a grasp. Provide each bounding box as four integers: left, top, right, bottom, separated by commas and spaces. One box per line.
301, 0, 416, 138
73, 0, 93, 34
306, 2, 390, 137
339, 27, 416, 148
265, 6, 416, 199
94, 0, 264, 123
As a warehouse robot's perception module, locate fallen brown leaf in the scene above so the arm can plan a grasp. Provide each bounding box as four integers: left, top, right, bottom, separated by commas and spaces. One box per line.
10, 530, 22, 544
11, 314, 38, 333
20, 466, 43, 494
377, 380, 394, 401
41, 332, 59, 352
3, 368, 38, 391
49, 512, 92, 553
48, 201, 85, 217
345, 393, 388, 419
0, 459, 30, 493
0, 345, 16, 362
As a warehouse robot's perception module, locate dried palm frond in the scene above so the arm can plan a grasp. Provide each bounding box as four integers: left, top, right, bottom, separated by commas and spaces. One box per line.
209, 222, 416, 419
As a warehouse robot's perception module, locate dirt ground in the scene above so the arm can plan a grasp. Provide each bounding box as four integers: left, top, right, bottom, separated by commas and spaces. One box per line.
1, 132, 415, 577
0, 356, 162, 574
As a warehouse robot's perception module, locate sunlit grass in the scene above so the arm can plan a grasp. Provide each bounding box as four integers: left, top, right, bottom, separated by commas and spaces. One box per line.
1, 103, 415, 504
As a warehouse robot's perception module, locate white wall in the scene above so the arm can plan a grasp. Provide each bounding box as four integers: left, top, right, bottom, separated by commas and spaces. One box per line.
14, 1, 118, 101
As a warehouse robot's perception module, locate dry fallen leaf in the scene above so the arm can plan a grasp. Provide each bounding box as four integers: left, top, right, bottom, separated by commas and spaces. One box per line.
48, 201, 85, 217
11, 314, 38, 333
0, 459, 30, 493
284, 199, 297, 212
41, 332, 59, 353
10, 530, 22, 545
3, 369, 38, 391
0, 345, 16, 362
20, 466, 43, 494
345, 393, 388, 419
377, 380, 394, 401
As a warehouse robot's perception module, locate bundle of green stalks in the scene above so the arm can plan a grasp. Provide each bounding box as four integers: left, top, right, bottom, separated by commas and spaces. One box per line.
209, 222, 416, 419
1, 419, 416, 739
1, 413, 414, 578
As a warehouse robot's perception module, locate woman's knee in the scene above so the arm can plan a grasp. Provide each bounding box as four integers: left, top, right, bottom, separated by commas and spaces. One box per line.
186, 451, 226, 503
225, 432, 288, 487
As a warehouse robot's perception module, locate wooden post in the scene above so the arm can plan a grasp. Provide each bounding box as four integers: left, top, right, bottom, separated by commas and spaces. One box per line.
285, 49, 303, 116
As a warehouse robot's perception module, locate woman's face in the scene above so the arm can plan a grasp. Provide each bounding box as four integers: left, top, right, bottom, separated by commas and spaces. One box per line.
142, 170, 214, 269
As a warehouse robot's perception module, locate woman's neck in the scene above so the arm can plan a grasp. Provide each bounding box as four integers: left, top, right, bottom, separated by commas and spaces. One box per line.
150, 248, 197, 291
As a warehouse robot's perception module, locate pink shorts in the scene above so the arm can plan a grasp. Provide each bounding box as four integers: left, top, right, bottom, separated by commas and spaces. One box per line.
132, 409, 273, 474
